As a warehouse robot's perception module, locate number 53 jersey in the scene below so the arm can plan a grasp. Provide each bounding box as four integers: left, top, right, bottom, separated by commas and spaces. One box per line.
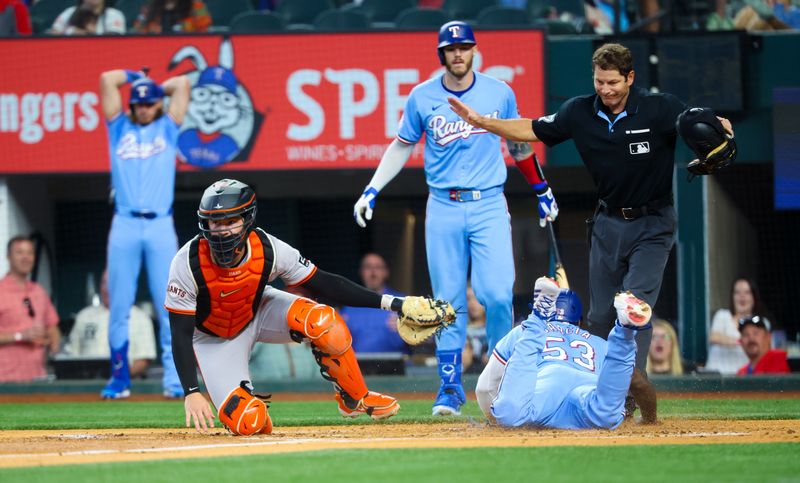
492, 320, 613, 427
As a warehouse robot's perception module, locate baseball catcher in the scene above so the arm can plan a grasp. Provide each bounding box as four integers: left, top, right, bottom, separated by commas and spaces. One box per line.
165, 179, 456, 435
677, 107, 737, 180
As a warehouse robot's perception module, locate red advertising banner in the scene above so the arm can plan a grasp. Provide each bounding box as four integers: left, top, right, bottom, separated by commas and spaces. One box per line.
0, 31, 545, 174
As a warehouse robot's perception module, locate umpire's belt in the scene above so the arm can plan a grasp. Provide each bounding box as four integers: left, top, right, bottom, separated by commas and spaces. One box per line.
117, 208, 173, 219
598, 194, 672, 220
429, 186, 503, 202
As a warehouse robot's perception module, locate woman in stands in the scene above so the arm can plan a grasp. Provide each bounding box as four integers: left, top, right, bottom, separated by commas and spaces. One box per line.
133, 0, 211, 33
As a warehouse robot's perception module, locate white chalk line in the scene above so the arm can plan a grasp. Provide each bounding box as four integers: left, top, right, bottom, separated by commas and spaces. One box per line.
0, 431, 752, 460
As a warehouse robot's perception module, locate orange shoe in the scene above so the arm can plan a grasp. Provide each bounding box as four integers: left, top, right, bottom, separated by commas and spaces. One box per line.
335, 391, 400, 421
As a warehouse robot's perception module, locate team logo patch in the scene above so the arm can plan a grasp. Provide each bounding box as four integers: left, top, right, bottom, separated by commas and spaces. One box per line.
629, 142, 650, 155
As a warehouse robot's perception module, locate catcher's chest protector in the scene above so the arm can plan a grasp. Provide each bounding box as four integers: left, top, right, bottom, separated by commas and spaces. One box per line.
189, 229, 275, 338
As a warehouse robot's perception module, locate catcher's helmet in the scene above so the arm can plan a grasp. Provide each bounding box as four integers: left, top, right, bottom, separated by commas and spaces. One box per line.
197, 179, 257, 268
552, 289, 583, 325
130, 78, 164, 106
677, 107, 736, 178
437, 20, 476, 65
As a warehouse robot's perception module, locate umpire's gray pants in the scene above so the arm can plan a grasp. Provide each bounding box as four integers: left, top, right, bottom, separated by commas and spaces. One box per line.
585, 205, 677, 373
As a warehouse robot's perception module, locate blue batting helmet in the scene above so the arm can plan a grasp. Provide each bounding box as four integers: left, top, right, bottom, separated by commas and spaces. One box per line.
437, 20, 476, 65
552, 289, 583, 325
129, 78, 164, 105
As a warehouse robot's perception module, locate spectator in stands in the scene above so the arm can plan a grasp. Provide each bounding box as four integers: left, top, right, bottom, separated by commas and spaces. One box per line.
339, 253, 409, 355
706, 277, 759, 375
133, 0, 211, 33
733, 0, 796, 30
50, 0, 125, 35
646, 319, 684, 375
737, 315, 790, 375
0, 0, 32, 35
0, 235, 60, 382
62, 270, 156, 378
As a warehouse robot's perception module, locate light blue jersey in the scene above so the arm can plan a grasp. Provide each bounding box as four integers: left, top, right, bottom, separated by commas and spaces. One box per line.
107, 114, 179, 215
491, 317, 636, 430
397, 72, 520, 396
397, 72, 519, 190
104, 113, 181, 396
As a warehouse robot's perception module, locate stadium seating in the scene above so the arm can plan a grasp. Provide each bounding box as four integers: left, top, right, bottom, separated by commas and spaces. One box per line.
356, 0, 416, 24
394, 7, 450, 30
442, 0, 498, 20
277, 0, 334, 26
230, 11, 285, 33
476, 6, 531, 26
205, 0, 253, 29
30, 0, 73, 33
527, 0, 586, 19
313, 9, 371, 31
532, 18, 579, 34
114, 0, 146, 30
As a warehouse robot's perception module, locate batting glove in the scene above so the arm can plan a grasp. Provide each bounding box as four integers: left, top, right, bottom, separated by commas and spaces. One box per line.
536, 186, 559, 228
354, 187, 378, 228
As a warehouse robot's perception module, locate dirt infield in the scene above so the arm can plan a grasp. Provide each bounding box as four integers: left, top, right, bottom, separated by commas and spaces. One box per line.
2, 391, 798, 468
1, 418, 799, 469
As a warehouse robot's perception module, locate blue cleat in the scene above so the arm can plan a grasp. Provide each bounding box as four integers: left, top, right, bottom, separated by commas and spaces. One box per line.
101, 377, 130, 399
432, 384, 466, 416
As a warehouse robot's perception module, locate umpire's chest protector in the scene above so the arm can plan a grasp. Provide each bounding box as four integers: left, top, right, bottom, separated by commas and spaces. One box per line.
188, 229, 275, 338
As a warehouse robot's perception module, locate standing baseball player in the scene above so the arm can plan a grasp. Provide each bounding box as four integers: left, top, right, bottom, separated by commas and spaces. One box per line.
353, 21, 558, 416
476, 277, 652, 429
99, 68, 190, 399
166, 179, 453, 435
449, 43, 735, 422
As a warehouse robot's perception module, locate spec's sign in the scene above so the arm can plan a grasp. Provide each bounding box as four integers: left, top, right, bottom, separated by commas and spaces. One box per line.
0, 31, 545, 173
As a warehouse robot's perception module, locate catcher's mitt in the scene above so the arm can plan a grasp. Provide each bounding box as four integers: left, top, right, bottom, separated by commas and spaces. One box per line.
396, 296, 456, 345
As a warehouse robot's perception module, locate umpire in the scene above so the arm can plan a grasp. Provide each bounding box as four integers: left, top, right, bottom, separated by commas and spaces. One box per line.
449, 43, 734, 423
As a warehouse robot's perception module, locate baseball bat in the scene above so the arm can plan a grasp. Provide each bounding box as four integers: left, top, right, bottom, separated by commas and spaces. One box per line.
546, 221, 569, 289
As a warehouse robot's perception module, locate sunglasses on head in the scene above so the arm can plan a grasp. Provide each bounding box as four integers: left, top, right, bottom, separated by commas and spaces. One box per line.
23, 297, 35, 318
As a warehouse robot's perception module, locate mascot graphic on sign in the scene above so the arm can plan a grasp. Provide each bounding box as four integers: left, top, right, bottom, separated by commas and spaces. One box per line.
168, 38, 262, 169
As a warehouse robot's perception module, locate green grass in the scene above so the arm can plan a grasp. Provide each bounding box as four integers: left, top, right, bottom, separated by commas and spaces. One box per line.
2, 444, 800, 483
2, 397, 799, 430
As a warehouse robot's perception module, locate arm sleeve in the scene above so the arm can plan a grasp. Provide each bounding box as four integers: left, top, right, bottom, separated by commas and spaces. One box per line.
365, 139, 415, 192
169, 312, 200, 395
531, 98, 576, 147
301, 269, 384, 309
50, 8, 72, 33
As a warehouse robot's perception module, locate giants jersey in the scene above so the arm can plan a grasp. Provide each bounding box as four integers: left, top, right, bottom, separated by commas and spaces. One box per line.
164, 229, 316, 336
106, 114, 179, 215
396, 72, 519, 190
493, 321, 609, 375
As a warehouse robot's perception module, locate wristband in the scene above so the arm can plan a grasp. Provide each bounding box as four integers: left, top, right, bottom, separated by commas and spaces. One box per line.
14, 332, 22, 342
380, 294, 395, 311
533, 182, 549, 195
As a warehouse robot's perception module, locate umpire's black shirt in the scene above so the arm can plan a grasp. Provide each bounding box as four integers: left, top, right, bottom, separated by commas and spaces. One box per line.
532, 87, 686, 208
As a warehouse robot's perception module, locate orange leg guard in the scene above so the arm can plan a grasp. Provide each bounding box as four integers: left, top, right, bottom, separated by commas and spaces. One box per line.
287, 298, 368, 408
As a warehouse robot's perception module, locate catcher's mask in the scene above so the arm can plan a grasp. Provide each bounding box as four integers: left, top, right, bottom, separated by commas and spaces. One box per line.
677, 107, 736, 179
197, 179, 257, 268
437, 20, 476, 65
552, 289, 583, 326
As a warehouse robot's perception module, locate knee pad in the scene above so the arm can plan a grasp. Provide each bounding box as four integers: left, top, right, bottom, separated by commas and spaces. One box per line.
219, 381, 272, 436
287, 298, 351, 356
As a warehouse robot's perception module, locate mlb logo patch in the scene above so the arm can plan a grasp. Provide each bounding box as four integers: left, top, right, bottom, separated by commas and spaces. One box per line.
629, 142, 650, 155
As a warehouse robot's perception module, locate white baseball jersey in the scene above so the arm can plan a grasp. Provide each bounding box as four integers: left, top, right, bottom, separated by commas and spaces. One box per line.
164, 229, 318, 409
